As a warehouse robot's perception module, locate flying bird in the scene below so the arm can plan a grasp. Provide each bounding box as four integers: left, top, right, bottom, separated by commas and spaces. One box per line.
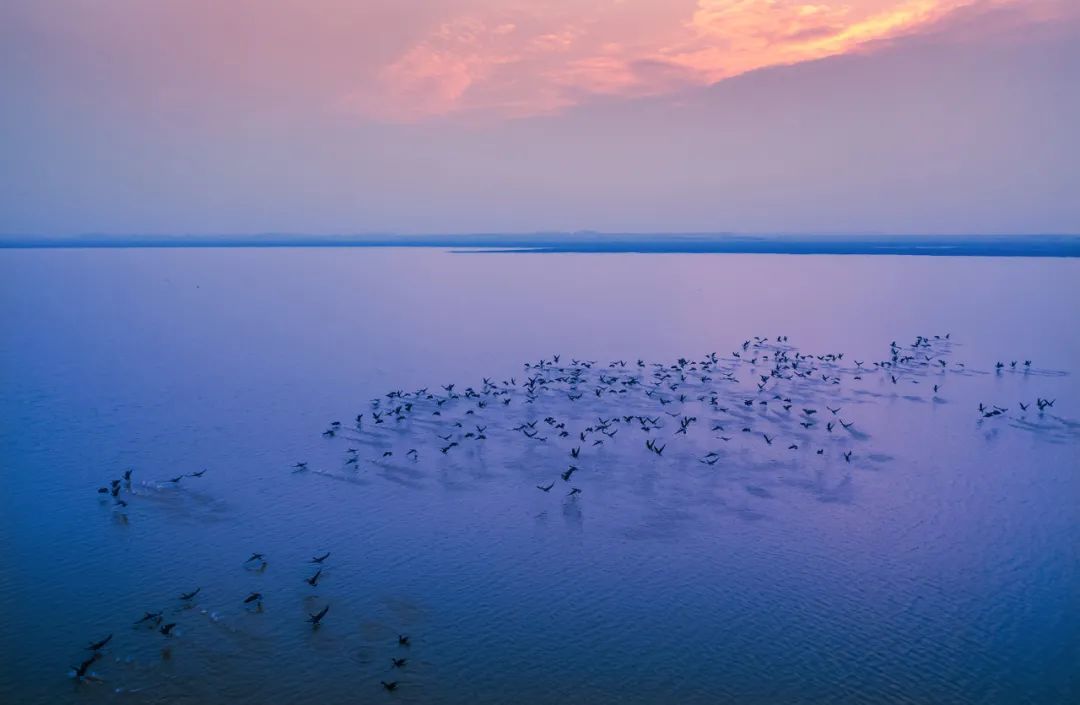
308, 605, 330, 625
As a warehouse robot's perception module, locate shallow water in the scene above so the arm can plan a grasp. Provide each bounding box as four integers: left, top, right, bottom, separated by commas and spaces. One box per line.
0, 248, 1078, 704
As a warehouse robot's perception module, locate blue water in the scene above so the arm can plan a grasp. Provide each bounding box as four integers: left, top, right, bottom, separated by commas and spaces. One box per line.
1, 248, 1077, 704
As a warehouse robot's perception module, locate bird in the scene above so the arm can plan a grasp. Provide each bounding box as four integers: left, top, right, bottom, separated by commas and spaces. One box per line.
381, 681, 399, 691
398, 634, 410, 646
244, 592, 263, 605
187, 469, 207, 478
308, 605, 330, 625
134, 610, 163, 626
311, 552, 331, 563
391, 657, 407, 668
72, 655, 98, 680
561, 465, 578, 481
86, 634, 112, 651
246, 552, 265, 563
305, 568, 323, 587
536, 481, 555, 492
179, 587, 201, 601
160, 622, 177, 636
567, 487, 582, 496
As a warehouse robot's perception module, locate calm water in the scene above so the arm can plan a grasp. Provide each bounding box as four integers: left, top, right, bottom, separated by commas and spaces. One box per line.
1, 248, 1078, 704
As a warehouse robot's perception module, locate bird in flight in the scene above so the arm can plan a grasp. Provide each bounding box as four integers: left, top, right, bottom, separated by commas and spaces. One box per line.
86, 634, 112, 651
308, 605, 330, 625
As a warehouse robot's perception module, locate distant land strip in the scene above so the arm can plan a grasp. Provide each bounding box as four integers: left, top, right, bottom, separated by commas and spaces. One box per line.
2, 234, 1079, 257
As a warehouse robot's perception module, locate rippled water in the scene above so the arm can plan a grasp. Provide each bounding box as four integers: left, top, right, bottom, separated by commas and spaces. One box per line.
1, 249, 1077, 704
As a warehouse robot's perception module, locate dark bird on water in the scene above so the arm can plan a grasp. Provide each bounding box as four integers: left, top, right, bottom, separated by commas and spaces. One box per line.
187, 469, 207, 478
180, 587, 201, 601
87, 634, 112, 651
72, 655, 98, 680
381, 681, 399, 691
536, 481, 555, 492
135, 611, 163, 626
308, 605, 330, 625
305, 568, 323, 587
311, 552, 331, 563
567, 487, 582, 496
160, 622, 177, 636
398, 634, 410, 646
391, 658, 407, 668
244, 592, 263, 605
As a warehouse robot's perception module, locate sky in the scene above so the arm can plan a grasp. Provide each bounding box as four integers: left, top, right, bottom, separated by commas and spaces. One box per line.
1, 0, 1077, 236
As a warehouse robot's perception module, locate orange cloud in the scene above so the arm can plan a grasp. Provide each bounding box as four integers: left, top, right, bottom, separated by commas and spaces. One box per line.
665, 0, 971, 80
352, 0, 1048, 122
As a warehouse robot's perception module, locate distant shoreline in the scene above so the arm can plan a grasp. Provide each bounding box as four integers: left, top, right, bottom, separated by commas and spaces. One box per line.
2, 234, 1079, 257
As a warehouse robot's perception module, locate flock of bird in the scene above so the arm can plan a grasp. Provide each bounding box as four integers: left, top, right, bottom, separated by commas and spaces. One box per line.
294, 334, 1061, 498
68, 545, 415, 692
83, 332, 1068, 694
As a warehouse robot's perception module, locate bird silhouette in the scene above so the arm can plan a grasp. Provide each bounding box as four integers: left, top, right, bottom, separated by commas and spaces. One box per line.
86, 634, 112, 651
308, 605, 329, 625
72, 655, 98, 680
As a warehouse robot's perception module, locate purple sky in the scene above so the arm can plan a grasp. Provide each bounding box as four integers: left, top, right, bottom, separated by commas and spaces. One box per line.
1, 0, 1077, 236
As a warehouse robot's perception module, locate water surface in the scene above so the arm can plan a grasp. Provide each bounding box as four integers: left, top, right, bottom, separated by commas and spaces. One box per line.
1, 249, 1077, 704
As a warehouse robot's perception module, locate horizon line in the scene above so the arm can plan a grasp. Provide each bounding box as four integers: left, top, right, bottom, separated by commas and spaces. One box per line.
2, 232, 1079, 257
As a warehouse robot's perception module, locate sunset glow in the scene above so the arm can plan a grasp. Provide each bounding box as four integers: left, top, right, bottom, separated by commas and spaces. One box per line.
1, 0, 1076, 236
362, 0, 1006, 120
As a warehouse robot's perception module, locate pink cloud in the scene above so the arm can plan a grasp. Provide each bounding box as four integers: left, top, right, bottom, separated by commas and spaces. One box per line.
5, 0, 1069, 124
349, 0, 1066, 122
